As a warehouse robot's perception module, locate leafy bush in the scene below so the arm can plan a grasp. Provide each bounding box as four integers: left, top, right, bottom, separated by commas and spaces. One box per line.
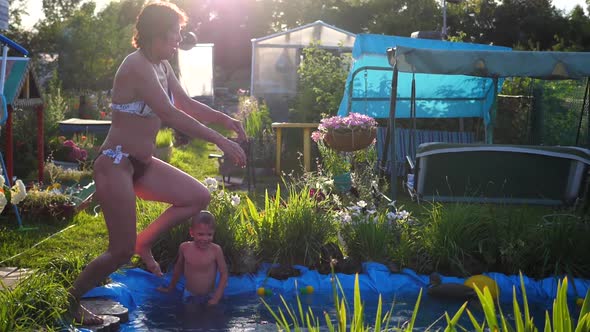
290, 42, 351, 122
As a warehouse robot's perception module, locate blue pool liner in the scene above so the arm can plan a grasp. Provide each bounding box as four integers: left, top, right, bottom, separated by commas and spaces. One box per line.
84, 262, 590, 311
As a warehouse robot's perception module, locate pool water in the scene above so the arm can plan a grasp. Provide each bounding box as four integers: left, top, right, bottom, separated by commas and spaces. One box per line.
120, 290, 555, 331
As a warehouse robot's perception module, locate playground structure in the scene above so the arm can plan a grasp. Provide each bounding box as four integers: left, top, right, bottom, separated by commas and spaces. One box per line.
0, 33, 45, 228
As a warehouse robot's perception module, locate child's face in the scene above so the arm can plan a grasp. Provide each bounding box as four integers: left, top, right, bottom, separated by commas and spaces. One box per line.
190, 223, 214, 248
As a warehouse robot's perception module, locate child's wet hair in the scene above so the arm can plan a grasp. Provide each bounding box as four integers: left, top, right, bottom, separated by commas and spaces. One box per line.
191, 210, 216, 228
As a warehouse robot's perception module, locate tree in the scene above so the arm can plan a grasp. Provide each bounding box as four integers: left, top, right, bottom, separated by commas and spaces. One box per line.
57, 1, 134, 91
42, 0, 84, 23
491, 0, 567, 49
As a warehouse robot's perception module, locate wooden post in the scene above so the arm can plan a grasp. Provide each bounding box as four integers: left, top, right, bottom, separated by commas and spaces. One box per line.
37, 105, 44, 182
275, 128, 282, 175
6, 104, 13, 181
303, 128, 311, 171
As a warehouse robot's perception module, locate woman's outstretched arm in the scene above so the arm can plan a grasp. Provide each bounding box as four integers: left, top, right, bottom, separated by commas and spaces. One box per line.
164, 61, 247, 142
128, 56, 246, 166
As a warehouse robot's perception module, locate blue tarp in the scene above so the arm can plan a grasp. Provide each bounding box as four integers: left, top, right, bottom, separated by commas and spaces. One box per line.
85, 264, 590, 311
337, 34, 511, 122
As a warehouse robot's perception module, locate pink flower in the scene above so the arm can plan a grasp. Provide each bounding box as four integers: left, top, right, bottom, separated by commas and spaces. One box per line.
318, 113, 376, 132
63, 140, 76, 148
311, 130, 324, 142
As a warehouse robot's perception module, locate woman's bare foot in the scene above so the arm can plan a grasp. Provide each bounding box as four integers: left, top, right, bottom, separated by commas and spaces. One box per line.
136, 247, 163, 277
70, 303, 104, 326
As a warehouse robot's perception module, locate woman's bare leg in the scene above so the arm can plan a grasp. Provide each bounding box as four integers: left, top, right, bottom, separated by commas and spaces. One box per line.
133, 157, 211, 275
68, 156, 137, 325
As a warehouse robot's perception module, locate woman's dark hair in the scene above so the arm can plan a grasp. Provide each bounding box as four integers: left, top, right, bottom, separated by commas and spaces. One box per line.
132, 2, 188, 49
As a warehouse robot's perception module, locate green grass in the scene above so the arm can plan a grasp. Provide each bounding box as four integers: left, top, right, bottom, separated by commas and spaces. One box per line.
155, 128, 175, 148
169, 139, 220, 180
0, 139, 221, 269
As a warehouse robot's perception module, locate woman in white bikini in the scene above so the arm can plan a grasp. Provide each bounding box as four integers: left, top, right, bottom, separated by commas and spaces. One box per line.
68, 2, 246, 325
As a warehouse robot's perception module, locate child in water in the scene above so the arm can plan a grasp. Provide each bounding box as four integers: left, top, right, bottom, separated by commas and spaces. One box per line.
158, 211, 228, 305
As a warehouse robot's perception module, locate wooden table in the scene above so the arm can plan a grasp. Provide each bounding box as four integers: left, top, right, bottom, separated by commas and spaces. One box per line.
271, 122, 319, 175
58, 118, 112, 134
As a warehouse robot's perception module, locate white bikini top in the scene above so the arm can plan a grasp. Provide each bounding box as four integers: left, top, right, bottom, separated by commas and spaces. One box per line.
110, 60, 172, 118
110, 101, 157, 117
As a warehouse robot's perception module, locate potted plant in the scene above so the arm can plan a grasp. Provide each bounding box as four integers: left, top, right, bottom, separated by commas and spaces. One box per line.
155, 128, 175, 161
317, 112, 377, 152
237, 95, 274, 171
49, 135, 89, 169
19, 184, 76, 222
311, 131, 352, 192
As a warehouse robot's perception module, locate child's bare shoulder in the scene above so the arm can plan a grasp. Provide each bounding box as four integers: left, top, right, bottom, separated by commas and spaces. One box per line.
211, 243, 223, 252
179, 241, 194, 250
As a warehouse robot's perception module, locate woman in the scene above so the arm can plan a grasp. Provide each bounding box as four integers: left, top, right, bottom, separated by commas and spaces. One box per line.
69, 2, 246, 325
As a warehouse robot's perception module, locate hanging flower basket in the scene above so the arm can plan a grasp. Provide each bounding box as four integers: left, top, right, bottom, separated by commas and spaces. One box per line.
312, 112, 378, 153
323, 127, 377, 152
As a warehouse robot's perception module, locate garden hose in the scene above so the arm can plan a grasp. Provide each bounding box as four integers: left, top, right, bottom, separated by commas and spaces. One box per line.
0, 224, 76, 265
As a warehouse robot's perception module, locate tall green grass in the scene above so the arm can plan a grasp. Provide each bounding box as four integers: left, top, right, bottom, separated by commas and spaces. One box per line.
263, 273, 590, 331
243, 184, 337, 266
0, 254, 91, 331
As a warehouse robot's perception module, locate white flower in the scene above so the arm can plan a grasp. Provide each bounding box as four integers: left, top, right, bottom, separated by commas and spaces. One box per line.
386, 212, 397, 221
338, 211, 352, 224
371, 180, 378, 190
397, 210, 410, 220
0, 193, 6, 214
0, 175, 4, 188
204, 177, 217, 187
356, 200, 367, 208
230, 194, 240, 207
10, 180, 27, 205
204, 177, 218, 192
366, 209, 377, 215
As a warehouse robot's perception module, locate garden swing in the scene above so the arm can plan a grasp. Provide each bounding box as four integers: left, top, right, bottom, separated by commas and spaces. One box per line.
385, 46, 590, 205
0, 34, 29, 229
337, 34, 506, 184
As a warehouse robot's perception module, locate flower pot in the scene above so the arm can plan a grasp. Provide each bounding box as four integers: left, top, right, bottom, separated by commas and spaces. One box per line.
333, 172, 352, 192
323, 127, 376, 152
50, 201, 77, 220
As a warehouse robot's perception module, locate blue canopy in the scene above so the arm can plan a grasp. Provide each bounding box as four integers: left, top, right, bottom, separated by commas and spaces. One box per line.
337, 34, 511, 123
392, 46, 590, 79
